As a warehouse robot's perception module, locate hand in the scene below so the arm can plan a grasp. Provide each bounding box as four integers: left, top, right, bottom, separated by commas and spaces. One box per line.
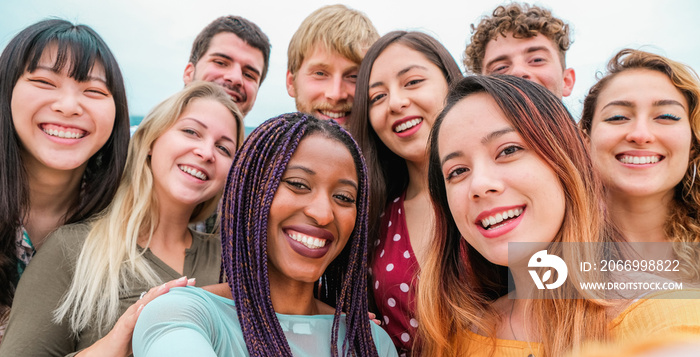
369, 311, 382, 326
76, 276, 196, 357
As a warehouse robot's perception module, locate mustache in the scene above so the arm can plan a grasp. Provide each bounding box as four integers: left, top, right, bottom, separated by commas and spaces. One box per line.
313, 102, 352, 113
217, 80, 246, 102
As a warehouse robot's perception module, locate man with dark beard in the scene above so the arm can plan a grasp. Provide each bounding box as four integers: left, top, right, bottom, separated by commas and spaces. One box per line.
184, 15, 271, 117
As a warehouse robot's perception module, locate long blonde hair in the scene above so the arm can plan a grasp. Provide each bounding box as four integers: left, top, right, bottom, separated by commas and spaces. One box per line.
418, 76, 620, 356
54, 81, 243, 334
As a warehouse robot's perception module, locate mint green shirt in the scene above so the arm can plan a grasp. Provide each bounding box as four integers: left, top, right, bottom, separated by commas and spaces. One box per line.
133, 287, 398, 357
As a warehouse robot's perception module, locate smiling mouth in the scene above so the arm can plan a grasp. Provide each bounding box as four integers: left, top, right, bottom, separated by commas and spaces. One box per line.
41, 124, 86, 139
480, 207, 524, 230
617, 154, 662, 165
318, 110, 349, 119
178, 165, 208, 180
393, 118, 423, 133
288, 231, 328, 249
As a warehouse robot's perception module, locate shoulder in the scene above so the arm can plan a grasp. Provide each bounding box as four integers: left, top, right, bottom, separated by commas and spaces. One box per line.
609, 289, 700, 340
189, 229, 220, 253
137, 286, 237, 328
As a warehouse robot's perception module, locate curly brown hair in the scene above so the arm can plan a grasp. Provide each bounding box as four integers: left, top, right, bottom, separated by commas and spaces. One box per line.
463, 2, 571, 74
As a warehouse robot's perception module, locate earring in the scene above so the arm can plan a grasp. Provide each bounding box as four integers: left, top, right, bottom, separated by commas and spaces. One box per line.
687, 162, 697, 197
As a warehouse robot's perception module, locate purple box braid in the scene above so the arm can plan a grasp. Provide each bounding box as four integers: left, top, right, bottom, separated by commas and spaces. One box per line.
220, 112, 378, 356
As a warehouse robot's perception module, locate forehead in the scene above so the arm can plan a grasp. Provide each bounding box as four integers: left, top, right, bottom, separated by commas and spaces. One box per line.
598, 69, 688, 109
300, 44, 359, 70
370, 43, 439, 79
483, 33, 560, 61
201, 32, 264, 63
288, 134, 357, 175
440, 93, 510, 147
33, 44, 106, 79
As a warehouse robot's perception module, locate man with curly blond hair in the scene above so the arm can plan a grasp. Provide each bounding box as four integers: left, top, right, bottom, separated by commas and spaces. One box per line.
464, 2, 575, 99
286, 5, 378, 126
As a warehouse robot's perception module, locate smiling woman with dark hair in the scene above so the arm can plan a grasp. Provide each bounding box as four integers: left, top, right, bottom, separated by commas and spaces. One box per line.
133, 113, 397, 357
0, 18, 130, 340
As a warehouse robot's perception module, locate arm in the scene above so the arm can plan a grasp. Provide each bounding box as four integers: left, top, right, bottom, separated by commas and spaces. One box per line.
0, 229, 79, 356
76, 277, 196, 357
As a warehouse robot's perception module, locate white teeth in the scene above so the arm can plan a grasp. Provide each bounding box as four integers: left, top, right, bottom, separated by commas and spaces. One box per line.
320, 111, 347, 119
43, 128, 84, 139
289, 232, 327, 249
393, 118, 423, 133
480, 208, 524, 229
619, 155, 660, 165
178, 165, 208, 180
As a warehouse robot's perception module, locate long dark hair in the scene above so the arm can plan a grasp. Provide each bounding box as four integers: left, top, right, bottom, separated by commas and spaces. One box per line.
220, 113, 376, 356
347, 30, 463, 249
0, 19, 129, 309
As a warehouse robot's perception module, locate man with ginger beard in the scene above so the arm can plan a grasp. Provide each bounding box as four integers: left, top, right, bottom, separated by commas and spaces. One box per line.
184, 15, 270, 117
286, 5, 378, 127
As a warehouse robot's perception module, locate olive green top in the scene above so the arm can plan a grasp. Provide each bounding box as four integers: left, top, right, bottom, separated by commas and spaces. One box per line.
0, 222, 221, 356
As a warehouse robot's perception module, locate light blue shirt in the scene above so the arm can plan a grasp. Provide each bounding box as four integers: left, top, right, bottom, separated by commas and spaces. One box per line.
133, 287, 398, 356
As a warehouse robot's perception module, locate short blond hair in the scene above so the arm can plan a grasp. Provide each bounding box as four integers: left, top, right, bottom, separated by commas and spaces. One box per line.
287, 4, 379, 75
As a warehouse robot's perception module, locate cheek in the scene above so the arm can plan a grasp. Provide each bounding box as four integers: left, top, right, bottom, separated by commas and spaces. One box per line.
445, 185, 471, 231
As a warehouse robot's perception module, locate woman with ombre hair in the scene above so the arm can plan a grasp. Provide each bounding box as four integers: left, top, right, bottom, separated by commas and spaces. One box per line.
581, 49, 700, 280
417, 75, 700, 357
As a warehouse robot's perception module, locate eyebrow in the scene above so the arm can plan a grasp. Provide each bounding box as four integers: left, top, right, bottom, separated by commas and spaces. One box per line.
181, 117, 235, 144
601, 99, 687, 111
286, 165, 359, 190
439, 127, 515, 167
369, 64, 428, 89
210, 52, 261, 77
484, 46, 552, 71
35, 65, 108, 84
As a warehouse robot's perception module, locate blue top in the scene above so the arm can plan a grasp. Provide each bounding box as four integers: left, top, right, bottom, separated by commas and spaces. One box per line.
133, 287, 398, 357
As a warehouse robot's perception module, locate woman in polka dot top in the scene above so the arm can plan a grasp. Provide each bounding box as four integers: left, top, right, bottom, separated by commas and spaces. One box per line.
348, 31, 463, 355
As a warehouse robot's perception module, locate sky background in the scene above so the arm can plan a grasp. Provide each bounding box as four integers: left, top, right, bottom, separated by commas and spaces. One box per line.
2, 0, 699, 127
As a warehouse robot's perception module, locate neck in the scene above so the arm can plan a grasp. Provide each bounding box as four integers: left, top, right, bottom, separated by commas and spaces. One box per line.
268, 277, 321, 315
23, 158, 86, 246
142, 199, 195, 250
607, 189, 673, 243
405, 158, 429, 200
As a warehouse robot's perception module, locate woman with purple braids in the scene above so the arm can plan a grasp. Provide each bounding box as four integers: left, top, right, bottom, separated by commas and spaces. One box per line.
133, 113, 397, 356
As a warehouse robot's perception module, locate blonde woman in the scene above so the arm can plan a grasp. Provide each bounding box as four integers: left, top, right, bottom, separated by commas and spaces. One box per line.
0, 81, 243, 356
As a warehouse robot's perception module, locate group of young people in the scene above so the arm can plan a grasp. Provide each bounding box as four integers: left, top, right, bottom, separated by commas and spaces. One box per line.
0, 2, 699, 357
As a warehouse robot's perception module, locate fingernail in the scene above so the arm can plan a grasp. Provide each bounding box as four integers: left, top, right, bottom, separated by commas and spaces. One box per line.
187, 278, 196, 285
137, 304, 145, 314
177, 276, 187, 282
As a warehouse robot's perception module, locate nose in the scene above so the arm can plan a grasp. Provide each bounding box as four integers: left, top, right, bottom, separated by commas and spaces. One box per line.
388, 91, 410, 114
509, 63, 532, 80
303, 191, 334, 226
194, 141, 216, 162
50, 88, 83, 117
626, 118, 654, 145
325, 76, 350, 104
469, 164, 504, 200
223, 63, 243, 87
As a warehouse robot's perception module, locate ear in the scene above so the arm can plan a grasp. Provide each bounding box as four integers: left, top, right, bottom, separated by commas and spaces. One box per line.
183, 62, 195, 85
561, 68, 576, 98
286, 70, 296, 98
